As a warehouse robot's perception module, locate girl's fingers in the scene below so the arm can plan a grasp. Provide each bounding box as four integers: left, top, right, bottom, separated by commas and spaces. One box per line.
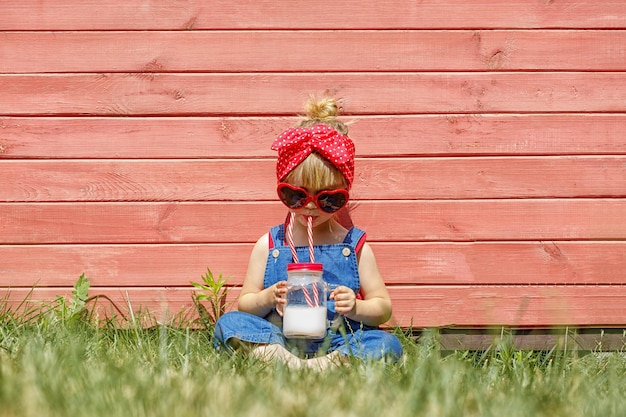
273, 282, 287, 306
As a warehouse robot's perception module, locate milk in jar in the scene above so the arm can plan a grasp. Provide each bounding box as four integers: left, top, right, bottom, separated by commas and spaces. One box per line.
282, 263, 328, 339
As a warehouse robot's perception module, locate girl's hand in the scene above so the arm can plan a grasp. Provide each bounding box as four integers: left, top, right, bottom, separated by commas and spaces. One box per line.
272, 281, 288, 316
330, 286, 356, 317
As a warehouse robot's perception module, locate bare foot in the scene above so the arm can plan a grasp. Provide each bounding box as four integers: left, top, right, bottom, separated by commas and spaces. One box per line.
250, 344, 304, 369
303, 351, 345, 371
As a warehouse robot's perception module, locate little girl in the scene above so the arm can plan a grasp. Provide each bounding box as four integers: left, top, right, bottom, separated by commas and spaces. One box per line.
214, 96, 402, 369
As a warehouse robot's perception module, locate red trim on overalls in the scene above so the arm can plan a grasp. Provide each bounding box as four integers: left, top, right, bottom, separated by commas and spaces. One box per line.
355, 233, 367, 300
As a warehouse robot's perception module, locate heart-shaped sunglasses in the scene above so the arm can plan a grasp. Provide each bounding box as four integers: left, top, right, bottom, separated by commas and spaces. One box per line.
277, 183, 349, 213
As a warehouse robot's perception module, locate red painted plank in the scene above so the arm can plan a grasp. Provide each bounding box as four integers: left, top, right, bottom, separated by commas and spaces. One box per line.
3, 114, 626, 158
1, 1, 625, 30
0, 244, 251, 288
1, 242, 625, 287
3, 30, 626, 73
1, 157, 625, 202
1, 200, 625, 244
377, 242, 626, 286
2, 73, 626, 116
2, 285, 625, 327
388, 285, 626, 327
0, 160, 275, 202
0, 116, 281, 159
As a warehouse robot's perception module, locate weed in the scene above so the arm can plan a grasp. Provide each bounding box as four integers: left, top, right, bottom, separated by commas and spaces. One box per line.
190, 268, 235, 329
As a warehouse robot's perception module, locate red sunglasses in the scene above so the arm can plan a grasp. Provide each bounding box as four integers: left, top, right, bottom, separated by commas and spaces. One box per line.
277, 183, 349, 213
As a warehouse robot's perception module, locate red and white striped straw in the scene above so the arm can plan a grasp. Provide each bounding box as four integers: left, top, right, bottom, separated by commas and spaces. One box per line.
303, 287, 314, 307
312, 282, 320, 307
306, 215, 320, 306
287, 212, 298, 263
307, 215, 315, 263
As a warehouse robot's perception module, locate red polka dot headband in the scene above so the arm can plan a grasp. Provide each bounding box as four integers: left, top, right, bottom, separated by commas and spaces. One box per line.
271, 124, 355, 188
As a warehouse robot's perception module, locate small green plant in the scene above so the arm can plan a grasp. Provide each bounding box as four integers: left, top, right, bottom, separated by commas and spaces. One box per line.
52, 273, 91, 323
69, 273, 91, 316
42, 274, 126, 326
190, 268, 235, 329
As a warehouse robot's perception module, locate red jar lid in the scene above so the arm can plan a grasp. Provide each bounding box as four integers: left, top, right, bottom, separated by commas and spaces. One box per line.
287, 262, 323, 272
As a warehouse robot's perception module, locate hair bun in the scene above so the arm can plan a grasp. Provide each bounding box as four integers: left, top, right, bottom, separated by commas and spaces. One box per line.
298, 96, 348, 135
304, 96, 339, 121
299, 96, 349, 135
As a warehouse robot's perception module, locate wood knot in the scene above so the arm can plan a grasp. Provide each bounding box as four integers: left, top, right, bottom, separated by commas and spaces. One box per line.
487, 50, 506, 69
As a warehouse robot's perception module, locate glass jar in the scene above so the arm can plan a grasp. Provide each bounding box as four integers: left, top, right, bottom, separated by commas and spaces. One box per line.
282, 263, 328, 339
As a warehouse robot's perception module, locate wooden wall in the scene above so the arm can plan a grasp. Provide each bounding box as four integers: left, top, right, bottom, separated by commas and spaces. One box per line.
1, 1, 625, 329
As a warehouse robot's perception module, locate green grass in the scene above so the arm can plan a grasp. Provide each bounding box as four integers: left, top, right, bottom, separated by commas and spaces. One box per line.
1, 275, 624, 417
1, 308, 624, 417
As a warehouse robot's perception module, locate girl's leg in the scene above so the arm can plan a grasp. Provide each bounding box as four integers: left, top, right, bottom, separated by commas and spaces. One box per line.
213, 311, 284, 349
214, 311, 306, 368
328, 326, 403, 362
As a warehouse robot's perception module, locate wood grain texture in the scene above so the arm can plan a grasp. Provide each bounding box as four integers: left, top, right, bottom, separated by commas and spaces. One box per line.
3, 115, 626, 158
388, 285, 626, 327
1, 1, 625, 30
3, 30, 626, 73
1, 200, 625, 244
2, 286, 625, 327
1, 157, 625, 202
2, 73, 626, 116
1, 242, 624, 287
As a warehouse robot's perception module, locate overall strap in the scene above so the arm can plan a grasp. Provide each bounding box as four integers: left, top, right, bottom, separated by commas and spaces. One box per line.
343, 227, 367, 254
268, 224, 284, 250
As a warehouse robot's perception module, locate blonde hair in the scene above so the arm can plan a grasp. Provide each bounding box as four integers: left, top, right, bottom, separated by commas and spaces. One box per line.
284, 96, 350, 191
297, 95, 349, 135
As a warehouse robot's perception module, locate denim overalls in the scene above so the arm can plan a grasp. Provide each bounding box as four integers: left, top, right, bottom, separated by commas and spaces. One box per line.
214, 224, 403, 361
